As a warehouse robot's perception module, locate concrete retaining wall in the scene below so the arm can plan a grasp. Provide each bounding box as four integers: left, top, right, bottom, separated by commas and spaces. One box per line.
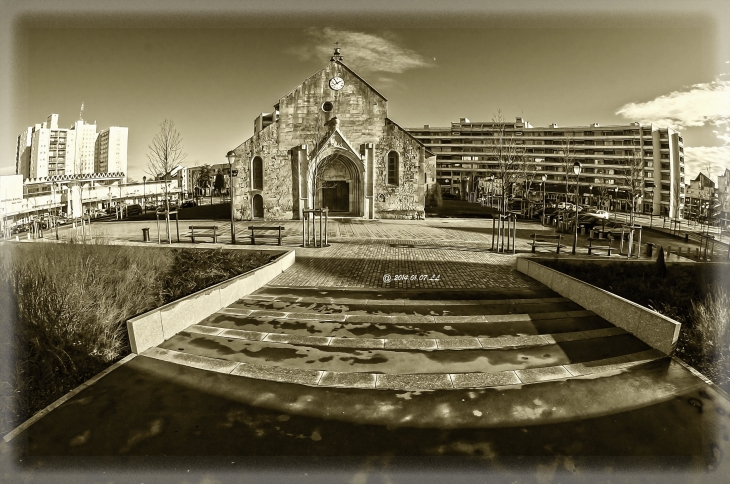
127, 250, 296, 354
515, 257, 681, 354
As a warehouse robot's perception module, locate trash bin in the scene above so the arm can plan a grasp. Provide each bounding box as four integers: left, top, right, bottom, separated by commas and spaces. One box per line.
142, 227, 150, 242
646, 242, 654, 258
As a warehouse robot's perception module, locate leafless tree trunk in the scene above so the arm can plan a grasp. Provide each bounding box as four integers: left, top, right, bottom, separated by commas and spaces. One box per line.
559, 136, 577, 208
147, 119, 187, 241
622, 147, 644, 227
488, 110, 521, 214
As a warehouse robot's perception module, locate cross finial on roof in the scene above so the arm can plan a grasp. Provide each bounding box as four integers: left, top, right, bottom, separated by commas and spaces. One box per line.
331, 42, 343, 62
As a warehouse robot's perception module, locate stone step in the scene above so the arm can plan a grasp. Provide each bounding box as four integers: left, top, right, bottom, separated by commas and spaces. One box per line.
141, 345, 668, 393
227, 298, 583, 317
132, 353, 703, 430
157, 329, 653, 376
196, 311, 613, 339
255, 286, 560, 301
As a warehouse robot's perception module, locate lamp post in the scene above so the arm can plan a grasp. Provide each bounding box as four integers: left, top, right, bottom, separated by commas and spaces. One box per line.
588, 185, 593, 209
489, 174, 494, 208
226, 150, 237, 244
143, 176, 147, 213
541, 174, 547, 226
572, 161, 582, 255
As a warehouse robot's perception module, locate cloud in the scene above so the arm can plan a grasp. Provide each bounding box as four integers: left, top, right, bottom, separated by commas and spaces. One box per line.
617, 74, 730, 181
616, 76, 730, 131
292, 28, 432, 75
683, 146, 730, 181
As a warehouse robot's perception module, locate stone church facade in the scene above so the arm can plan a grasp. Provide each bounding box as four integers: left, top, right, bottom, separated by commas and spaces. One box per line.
230, 49, 436, 220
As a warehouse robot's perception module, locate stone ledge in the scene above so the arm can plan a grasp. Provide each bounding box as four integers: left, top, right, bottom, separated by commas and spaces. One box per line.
126, 249, 295, 354
515, 257, 681, 354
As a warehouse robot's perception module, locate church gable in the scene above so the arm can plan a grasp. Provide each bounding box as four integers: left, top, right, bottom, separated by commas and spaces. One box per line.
276, 60, 388, 151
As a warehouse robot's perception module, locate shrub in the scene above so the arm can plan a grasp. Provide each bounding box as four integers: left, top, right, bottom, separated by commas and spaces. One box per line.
685, 290, 730, 387
0, 243, 276, 434
425, 183, 443, 208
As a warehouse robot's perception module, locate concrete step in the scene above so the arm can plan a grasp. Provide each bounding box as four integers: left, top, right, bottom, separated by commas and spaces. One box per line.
157, 329, 653, 376
193, 312, 616, 339
255, 286, 560, 301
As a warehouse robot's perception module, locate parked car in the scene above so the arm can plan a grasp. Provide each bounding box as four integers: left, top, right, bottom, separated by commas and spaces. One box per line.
442, 192, 458, 200
145, 203, 157, 211
126, 204, 143, 217
583, 209, 610, 220
181, 199, 198, 208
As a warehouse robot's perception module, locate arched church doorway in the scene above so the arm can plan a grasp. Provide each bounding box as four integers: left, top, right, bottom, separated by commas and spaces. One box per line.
315, 153, 363, 217
252, 194, 264, 218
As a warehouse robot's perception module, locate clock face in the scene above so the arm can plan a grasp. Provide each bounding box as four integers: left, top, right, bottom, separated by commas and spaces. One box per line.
329, 77, 345, 91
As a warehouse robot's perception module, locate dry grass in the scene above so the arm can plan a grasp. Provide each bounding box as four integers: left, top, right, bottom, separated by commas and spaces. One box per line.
0, 241, 276, 434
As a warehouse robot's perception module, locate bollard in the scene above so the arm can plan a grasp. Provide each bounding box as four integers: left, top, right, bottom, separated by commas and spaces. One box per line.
142, 227, 150, 242
646, 243, 654, 258
696, 247, 700, 258
684, 233, 689, 243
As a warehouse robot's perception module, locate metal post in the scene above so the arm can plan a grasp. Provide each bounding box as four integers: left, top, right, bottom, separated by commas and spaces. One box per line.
227, 155, 236, 244
302, 212, 306, 247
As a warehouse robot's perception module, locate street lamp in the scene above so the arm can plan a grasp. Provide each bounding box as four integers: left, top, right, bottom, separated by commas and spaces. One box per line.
489, 174, 494, 208
588, 185, 593, 208
226, 150, 237, 244
541, 174, 547, 226
143, 176, 147, 213
572, 161, 582, 255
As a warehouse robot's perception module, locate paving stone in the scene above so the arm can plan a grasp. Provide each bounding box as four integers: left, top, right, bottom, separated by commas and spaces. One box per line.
376, 373, 453, 390
515, 366, 572, 383
479, 335, 549, 348
262, 333, 292, 344
219, 308, 253, 316
450, 371, 522, 388
581, 327, 627, 339
529, 311, 570, 320
185, 325, 224, 336
248, 310, 289, 319
365, 299, 406, 306
483, 314, 531, 322
286, 312, 348, 322
318, 371, 377, 388
346, 315, 393, 324
384, 339, 438, 350
390, 315, 435, 324
329, 337, 385, 349
218, 328, 267, 341
433, 315, 488, 323
564, 359, 638, 377
541, 331, 587, 343
436, 338, 482, 349
282, 335, 332, 346
142, 347, 239, 374
230, 363, 323, 386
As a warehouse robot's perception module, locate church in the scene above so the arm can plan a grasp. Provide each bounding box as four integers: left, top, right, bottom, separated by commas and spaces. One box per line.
230, 48, 436, 220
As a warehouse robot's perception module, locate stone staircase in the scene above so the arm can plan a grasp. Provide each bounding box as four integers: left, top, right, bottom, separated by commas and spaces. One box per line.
140, 285, 703, 428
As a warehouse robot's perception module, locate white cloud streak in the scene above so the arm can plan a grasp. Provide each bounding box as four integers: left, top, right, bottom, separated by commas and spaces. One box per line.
616, 76, 730, 131
293, 28, 432, 75
617, 74, 730, 181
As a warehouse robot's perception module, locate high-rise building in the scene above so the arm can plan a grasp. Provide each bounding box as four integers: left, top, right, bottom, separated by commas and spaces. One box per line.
15, 113, 128, 180
95, 127, 128, 181
23, 114, 77, 179
69, 119, 98, 175
406, 118, 686, 217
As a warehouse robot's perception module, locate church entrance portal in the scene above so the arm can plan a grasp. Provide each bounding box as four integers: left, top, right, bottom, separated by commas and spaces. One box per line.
322, 181, 349, 212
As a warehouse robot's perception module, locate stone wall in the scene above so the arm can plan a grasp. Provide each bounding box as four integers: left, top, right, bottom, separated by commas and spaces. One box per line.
231, 122, 292, 221
373, 121, 425, 219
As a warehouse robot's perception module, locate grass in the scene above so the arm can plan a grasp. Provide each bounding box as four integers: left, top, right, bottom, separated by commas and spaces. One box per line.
539, 259, 730, 392
0, 242, 276, 435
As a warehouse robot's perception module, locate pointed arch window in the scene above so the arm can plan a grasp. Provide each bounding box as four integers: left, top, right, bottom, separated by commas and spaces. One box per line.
387, 151, 399, 186
252, 157, 263, 190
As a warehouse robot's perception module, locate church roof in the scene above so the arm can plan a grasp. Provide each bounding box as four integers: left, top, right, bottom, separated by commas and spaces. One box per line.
386, 118, 436, 157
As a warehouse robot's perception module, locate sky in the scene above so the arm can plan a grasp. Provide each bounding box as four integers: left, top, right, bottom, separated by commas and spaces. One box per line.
3, 1, 730, 183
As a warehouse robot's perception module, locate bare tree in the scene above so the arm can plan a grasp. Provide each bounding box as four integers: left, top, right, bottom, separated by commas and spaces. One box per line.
517, 153, 539, 215
487, 110, 522, 213
558, 135, 577, 208
621, 147, 644, 226
594, 178, 610, 211
147, 119, 187, 240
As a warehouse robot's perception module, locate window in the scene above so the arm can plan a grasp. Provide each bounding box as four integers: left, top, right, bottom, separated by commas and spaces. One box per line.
252, 156, 263, 190
387, 151, 399, 185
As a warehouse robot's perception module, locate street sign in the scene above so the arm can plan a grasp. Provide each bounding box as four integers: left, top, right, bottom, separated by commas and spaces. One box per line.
231, 169, 238, 177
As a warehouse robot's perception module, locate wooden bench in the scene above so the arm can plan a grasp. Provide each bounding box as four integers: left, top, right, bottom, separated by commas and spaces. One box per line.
248, 225, 285, 246
188, 225, 218, 243
585, 236, 614, 255
529, 233, 565, 253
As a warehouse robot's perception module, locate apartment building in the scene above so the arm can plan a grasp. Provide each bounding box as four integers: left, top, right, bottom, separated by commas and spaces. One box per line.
717, 168, 730, 228
683, 172, 715, 222
95, 126, 129, 180
406, 117, 685, 217
16, 113, 128, 181
18, 114, 77, 179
